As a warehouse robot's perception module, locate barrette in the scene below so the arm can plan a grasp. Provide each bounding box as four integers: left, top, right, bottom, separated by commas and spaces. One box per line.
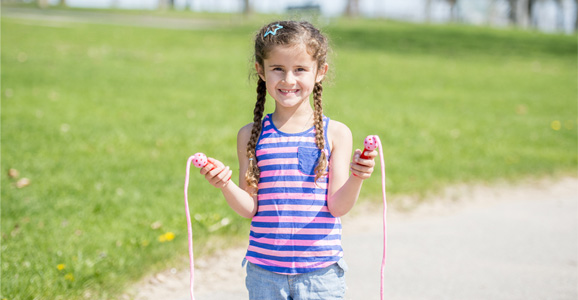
264, 24, 283, 37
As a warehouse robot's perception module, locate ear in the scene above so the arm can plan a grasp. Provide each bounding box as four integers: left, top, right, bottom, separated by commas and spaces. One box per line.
316, 63, 329, 83
255, 62, 266, 81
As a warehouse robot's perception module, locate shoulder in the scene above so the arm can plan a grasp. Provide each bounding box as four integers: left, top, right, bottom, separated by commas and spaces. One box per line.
326, 119, 352, 153
237, 122, 254, 144
327, 119, 352, 141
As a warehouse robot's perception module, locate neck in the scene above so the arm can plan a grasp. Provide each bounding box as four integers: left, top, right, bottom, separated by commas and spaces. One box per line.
272, 106, 315, 134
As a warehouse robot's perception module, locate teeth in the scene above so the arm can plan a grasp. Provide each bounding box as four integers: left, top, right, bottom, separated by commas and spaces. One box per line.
281, 89, 297, 93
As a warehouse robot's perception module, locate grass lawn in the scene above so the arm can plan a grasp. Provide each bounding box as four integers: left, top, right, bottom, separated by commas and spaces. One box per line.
1, 10, 576, 299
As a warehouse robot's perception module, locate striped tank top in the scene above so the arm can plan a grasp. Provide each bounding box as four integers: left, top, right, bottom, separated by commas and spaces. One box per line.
245, 113, 343, 275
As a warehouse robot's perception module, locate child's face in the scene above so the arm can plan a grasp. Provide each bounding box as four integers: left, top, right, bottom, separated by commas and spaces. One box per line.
256, 44, 327, 111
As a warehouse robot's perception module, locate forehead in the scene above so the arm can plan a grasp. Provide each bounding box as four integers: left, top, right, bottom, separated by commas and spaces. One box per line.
264, 45, 316, 66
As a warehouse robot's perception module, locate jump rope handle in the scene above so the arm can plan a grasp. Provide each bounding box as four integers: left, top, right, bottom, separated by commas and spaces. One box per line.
359, 135, 388, 300
192, 152, 210, 168
360, 135, 379, 159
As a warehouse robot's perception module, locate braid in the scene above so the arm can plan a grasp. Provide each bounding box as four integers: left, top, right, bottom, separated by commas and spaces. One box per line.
313, 81, 328, 184
245, 77, 267, 190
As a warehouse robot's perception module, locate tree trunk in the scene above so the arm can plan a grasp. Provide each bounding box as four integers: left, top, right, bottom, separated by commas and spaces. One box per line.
425, 0, 432, 23
243, 0, 254, 15
488, 0, 498, 25
345, 0, 360, 17
507, 0, 516, 24
517, 0, 530, 28
447, 0, 458, 22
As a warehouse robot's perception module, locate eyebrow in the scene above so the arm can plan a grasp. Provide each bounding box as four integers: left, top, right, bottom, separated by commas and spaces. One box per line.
268, 64, 310, 68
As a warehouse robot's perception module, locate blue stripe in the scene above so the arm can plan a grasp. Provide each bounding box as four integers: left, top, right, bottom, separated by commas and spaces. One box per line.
256, 210, 334, 218
258, 199, 326, 206
246, 251, 341, 263
248, 263, 335, 275
258, 153, 296, 160
251, 222, 341, 229
250, 232, 341, 241
248, 241, 342, 252
259, 187, 327, 195
258, 164, 299, 171
260, 175, 318, 183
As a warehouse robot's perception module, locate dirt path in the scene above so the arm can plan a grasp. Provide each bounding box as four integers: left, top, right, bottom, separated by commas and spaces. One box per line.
125, 177, 577, 300
2, 6, 224, 30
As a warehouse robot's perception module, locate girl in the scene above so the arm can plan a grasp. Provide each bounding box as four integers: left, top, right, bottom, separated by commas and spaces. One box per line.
200, 20, 377, 300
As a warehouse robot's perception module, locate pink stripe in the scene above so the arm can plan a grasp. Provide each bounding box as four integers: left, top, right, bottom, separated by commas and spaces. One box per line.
258, 158, 298, 167
250, 226, 340, 235
247, 245, 341, 258
258, 181, 327, 189
262, 128, 276, 135
263, 120, 271, 127
258, 204, 329, 213
260, 169, 313, 177
252, 216, 338, 224
258, 193, 327, 201
250, 236, 341, 247
259, 136, 316, 145
256, 146, 298, 156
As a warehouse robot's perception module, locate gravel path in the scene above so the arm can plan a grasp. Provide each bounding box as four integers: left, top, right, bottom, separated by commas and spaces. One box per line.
126, 177, 578, 300
2, 6, 223, 30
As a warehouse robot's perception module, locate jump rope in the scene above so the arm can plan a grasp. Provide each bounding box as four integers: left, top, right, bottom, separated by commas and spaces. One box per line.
184, 135, 388, 300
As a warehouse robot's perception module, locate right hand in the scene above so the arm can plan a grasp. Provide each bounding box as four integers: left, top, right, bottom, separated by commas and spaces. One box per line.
200, 157, 232, 189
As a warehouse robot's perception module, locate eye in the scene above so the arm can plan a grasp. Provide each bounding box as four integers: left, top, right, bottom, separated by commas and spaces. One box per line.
296, 67, 307, 72
272, 67, 283, 71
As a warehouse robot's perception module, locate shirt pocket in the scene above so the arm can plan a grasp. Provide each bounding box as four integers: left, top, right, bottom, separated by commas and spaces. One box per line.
297, 147, 321, 175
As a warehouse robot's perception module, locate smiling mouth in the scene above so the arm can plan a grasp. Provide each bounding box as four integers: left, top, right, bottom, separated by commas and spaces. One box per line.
279, 89, 299, 93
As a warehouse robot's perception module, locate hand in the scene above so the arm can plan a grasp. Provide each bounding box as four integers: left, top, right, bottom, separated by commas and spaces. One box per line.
200, 157, 232, 189
350, 149, 377, 180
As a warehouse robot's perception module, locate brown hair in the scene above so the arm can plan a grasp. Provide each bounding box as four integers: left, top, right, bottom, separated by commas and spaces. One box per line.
246, 20, 330, 190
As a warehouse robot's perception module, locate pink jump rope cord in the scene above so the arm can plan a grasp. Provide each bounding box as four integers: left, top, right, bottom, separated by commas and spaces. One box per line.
184, 153, 210, 300
360, 135, 388, 300
185, 138, 387, 300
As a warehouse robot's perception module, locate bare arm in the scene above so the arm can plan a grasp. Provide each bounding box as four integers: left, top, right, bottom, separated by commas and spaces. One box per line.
326, 121, 377, 217
199, 124, 258, 218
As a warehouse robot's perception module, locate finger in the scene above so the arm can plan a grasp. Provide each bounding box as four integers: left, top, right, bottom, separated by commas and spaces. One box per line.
209, 166, 230, 186
218, 169, 233, 188
206, 164, 226, 181
351, 162, 374, 179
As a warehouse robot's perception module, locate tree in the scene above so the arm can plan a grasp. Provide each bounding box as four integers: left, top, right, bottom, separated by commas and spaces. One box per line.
425, 0, 432, 23
345, 0, 360, 17
37, 0, 49, 9
158, 0, 174, 10
447, 0, 459, 22
243, 0, 254, 15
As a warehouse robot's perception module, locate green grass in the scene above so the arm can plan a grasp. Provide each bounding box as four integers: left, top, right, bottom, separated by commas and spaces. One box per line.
1, 11, 576, 300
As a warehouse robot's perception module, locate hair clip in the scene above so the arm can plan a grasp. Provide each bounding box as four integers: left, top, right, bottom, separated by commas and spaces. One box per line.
264, 24, 283, 37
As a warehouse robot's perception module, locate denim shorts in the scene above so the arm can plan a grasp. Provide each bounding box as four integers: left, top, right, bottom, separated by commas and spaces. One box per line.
243, 258, 348, 300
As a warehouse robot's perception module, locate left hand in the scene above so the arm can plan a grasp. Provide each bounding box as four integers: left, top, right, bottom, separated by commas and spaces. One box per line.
350, 149, 377, 180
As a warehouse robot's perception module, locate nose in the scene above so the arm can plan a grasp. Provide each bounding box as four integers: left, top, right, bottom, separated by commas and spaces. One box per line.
283, 71, 296, 84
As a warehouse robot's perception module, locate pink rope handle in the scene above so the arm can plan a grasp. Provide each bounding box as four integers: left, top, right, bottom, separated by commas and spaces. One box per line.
184, 155, 196, 300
